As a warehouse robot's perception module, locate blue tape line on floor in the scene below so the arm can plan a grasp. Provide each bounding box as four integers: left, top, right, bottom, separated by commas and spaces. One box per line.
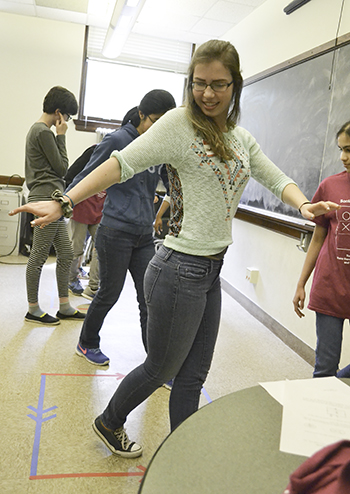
201, 386, 212, 403
27, 374, 57, 477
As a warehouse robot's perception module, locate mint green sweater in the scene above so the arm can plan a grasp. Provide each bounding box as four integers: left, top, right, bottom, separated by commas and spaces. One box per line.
112, 107, 295, 256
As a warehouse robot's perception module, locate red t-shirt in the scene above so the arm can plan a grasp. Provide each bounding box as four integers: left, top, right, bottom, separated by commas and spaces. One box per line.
71, 191, 106, 225
308, 171, 350, 319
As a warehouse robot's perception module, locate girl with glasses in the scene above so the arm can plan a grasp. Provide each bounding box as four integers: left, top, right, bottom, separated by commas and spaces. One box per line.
10, 40, 339, 457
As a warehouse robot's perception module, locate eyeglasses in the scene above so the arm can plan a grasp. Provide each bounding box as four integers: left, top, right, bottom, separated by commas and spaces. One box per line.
147, 115, 157, 124
191, 81, 234, 93
58, 110, 72, 122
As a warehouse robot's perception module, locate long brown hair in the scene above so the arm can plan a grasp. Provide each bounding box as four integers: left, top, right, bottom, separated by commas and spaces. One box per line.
185, 40, 243, 160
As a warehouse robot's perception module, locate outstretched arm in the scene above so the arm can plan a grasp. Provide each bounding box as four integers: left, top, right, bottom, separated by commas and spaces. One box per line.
292, 224, 327, 318
9, 156, 121, 227
281, 183, 340, 219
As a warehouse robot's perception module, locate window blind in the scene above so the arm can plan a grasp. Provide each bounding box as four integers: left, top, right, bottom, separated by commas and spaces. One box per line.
87, 27, 192, 74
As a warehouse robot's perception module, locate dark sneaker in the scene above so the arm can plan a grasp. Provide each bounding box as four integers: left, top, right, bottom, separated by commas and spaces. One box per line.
81, 286, 98, 301
68, 280, 84, 295
92, 415, 142, 458
56, 310, 86, 320
25, 312, 60, 325
76, 343, 110, 365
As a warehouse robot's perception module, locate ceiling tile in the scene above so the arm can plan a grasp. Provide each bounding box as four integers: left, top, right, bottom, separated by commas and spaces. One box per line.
133, 22, 209, 45
0, 0, 270, 43
191, 17, 236, 36
35, 0, 89, 14
36, 5, 87, 23
0, 0, 35, 15
205, 1, 254, 23
137, 0, 217, 19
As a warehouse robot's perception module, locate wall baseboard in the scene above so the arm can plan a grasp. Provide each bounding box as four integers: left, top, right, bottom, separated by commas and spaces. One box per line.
221, 277, 314, 367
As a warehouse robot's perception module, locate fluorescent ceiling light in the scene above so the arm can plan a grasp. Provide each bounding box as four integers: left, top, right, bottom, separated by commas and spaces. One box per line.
126, 0, 140, 7
102, 0, 146, 58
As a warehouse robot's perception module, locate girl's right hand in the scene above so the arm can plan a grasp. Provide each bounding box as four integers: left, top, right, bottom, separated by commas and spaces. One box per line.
9, 201, 63, 228
56, 112, 68, 135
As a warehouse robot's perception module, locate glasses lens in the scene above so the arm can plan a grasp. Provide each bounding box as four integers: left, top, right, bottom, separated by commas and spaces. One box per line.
192, 82, 206, 91
211, 83, 228, 92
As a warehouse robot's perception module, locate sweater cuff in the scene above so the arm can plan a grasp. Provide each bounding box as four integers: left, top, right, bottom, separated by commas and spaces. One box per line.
110, 150, 135, 183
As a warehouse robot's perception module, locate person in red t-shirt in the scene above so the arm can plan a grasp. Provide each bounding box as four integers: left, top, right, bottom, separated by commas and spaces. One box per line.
293, 121, 350, 377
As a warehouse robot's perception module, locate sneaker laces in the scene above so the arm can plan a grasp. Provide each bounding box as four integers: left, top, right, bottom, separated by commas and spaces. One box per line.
114, 427, 131, 450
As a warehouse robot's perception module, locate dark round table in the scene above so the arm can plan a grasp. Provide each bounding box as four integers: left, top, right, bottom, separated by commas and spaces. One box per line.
139, 385, 308, 493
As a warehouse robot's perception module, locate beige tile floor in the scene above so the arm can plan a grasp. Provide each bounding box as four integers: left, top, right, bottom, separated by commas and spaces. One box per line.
0, 254, 313, 494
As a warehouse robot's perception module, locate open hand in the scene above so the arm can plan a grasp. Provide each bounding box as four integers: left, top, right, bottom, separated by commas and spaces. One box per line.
9, 200, 62, 228
300, 201, 340, 220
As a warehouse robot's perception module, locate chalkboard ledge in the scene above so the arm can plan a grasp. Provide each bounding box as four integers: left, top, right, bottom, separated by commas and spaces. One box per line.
235, 204, 314, 240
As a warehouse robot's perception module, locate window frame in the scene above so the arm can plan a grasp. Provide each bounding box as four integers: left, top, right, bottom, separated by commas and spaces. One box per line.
74, 26, 193, 133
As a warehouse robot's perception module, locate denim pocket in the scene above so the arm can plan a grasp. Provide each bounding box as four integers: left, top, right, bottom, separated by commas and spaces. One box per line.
178, 264, 208, 280
144, 262, 162, 304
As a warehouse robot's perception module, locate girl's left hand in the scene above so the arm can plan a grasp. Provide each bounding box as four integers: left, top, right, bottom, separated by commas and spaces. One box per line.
300, 201, 340, 220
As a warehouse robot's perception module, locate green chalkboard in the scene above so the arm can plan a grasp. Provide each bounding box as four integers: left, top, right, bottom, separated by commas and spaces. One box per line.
239, 41, 350, 218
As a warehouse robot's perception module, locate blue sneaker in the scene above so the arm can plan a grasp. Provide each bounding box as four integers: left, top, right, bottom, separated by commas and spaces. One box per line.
69, 279, 84, 295
76, 343, 110, 365
77, 267, 89, 280
163, 378, 174, 390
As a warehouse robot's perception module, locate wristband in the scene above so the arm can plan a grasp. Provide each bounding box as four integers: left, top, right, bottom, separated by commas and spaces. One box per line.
51, 189, 73, 218
298, 201, 311, 214
63, 193, 75, 209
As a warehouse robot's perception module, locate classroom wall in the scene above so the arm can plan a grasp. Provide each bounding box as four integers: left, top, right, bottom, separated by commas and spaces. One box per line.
0, 12, 95, 179
222, 0, 350, 368
1, 3, 349, 365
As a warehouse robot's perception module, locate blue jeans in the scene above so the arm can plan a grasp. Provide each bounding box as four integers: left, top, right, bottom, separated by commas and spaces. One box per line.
314, 312, 346, 377
102, 245, 223, 432
79, 224, 155, 351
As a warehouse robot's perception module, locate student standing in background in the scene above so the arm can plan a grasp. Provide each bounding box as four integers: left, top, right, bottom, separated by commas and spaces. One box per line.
24, 86, 85, 325
65, 144, 106, 299
66, 90, 176, 365
293, 121, 350, 378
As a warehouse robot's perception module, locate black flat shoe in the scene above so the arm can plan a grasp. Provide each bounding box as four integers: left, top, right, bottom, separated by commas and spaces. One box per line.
56, 310, 86, 320
25, 312, 60, 325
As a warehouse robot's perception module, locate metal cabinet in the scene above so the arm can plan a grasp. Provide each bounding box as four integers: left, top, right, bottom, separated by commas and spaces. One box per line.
0, 187, 22, 256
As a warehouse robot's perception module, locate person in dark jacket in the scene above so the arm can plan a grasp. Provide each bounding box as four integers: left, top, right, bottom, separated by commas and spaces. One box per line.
68, 89, 176, 365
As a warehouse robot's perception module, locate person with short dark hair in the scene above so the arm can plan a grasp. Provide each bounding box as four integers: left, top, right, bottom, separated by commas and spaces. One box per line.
24, 86, 84, 325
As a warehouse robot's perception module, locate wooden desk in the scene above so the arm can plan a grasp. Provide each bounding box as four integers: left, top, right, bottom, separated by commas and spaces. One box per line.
139, 385, 307, 493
